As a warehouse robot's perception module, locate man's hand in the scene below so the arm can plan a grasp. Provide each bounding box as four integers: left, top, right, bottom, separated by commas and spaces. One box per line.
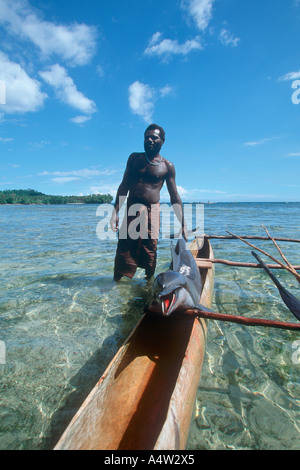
110, 209, 119, 232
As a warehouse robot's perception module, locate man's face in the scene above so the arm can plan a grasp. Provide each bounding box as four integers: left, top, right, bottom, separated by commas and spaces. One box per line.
144, 129, 164, 156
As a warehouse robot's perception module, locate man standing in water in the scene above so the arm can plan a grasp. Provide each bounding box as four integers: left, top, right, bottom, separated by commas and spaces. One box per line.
110, 124, 187, 281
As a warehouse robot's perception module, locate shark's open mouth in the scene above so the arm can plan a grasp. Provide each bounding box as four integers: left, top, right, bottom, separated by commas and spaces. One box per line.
160, 292, 176, 315
150, 239, 201, 318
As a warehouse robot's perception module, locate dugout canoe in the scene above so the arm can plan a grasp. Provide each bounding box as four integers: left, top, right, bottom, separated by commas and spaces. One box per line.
54, 236, 214, 451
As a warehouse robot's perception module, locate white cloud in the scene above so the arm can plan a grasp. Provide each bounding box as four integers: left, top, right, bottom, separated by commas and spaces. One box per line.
40, 168, 117, 178
244, 139, 265, 146
128, 81, 154, 123
39, 64, 96, 117
160, 185, 227, 201
91, 185, 118, 198
219, 29, 240, 47
128, 81, 175, 122
29, 140, 50, 149
70, 115, 92, 125
0, 51, 46, 114
96, 65, 105, 78
0, 0, 97, 66
51, 177, 80, 184
159, 85, 174, 98
283, 152, 300, 158
181, 0, 215, 31
244, 136, 279, 146
279, 70, 300, 81
144, 32, 202, 59
177, 186, 189, 197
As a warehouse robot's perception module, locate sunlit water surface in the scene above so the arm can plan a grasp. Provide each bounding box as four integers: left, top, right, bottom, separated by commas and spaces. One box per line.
0, 203, 299, 450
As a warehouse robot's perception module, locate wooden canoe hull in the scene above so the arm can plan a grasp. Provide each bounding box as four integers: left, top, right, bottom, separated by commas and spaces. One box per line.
54, 237, 214, 451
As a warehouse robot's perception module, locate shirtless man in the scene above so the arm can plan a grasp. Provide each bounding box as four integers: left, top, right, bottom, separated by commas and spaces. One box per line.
111, 124, 186, 281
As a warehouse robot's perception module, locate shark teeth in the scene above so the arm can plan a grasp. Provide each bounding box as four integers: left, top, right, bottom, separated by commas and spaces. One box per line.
161, 293, 176, 316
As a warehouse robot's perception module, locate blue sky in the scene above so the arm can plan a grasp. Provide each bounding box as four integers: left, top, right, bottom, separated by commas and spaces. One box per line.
0, 0, 300, 202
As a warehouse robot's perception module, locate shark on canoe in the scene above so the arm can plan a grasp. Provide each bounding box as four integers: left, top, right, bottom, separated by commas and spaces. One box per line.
147, 238, 204, 316
252, 251, 300, 322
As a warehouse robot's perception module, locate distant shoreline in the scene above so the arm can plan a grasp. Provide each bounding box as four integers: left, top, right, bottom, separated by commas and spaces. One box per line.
0, 189, 113, 205
0, 190, 299, 205
1, 201, 299, 206
1, 202, 87, 205
0, 202, 105, 206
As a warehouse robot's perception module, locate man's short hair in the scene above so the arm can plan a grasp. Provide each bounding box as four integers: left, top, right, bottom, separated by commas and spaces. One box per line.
144, 124, 165, 142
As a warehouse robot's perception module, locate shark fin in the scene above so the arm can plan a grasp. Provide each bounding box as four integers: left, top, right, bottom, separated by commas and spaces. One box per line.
170, 239, 182, 272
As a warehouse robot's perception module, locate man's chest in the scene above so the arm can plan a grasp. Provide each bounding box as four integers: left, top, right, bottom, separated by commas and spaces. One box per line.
133, 159, 167, 182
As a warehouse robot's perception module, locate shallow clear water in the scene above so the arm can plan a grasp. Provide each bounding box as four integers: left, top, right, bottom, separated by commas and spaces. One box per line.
0, 203, 299, 450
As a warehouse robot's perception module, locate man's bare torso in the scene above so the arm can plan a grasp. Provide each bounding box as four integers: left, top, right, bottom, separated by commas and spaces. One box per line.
127, 152, 170, 205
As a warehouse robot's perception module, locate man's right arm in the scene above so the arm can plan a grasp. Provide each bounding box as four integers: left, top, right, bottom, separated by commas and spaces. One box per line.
110, 155, 132, 232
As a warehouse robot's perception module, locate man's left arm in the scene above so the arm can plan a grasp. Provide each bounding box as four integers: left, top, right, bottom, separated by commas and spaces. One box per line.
165, 162, 188, 241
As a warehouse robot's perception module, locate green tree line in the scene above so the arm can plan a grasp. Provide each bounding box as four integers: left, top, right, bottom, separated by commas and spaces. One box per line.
0, 189, 113, 205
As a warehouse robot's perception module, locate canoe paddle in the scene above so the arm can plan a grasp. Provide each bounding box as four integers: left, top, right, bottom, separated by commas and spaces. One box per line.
183, 306, 300, 331
252, 251, 300, 322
